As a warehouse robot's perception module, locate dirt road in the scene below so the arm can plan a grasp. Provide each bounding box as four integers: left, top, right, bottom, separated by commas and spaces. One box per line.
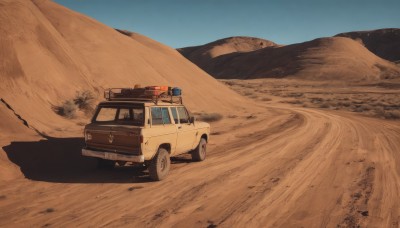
1, 105, 399, 227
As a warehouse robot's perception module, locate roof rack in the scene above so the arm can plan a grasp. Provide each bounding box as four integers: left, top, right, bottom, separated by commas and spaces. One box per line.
104, 88, 183, 104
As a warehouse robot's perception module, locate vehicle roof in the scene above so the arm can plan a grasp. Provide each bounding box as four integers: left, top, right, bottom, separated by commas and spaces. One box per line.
98, 101, 185, 107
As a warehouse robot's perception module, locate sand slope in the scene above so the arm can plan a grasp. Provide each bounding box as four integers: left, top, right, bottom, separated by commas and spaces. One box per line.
336, 28, 400, 62
179, 36, 400, 80
0, 0, 246, 135
0, 100, 39, 181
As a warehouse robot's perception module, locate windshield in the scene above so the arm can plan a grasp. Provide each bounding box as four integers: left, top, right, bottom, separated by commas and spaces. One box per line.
93, 105, 144, 126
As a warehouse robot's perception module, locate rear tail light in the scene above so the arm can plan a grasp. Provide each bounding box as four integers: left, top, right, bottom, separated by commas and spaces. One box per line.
140, 135, 144, 143
84, 131, 92, 141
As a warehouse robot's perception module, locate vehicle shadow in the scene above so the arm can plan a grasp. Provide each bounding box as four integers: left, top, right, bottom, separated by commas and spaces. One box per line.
170, 156, 193, 164
2, 137, 152, 183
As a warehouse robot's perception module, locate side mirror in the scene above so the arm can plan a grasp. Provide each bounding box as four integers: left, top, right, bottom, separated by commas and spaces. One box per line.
190, 116, 195, 124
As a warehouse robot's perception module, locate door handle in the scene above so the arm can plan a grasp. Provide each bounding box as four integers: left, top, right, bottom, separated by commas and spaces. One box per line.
178, 126, 182, 129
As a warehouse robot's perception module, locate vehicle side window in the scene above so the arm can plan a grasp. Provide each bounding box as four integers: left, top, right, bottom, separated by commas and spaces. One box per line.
133, 108, 144, 122
177, 107, 189, 124
170, 107, 179, 124
151, 107, 171, 125
161, 107, 171, 124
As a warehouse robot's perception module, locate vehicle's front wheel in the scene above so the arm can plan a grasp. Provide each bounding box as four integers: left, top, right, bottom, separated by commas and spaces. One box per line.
192, 138, 207, 162
97, 158, 115, 169
148, 148, 170, 181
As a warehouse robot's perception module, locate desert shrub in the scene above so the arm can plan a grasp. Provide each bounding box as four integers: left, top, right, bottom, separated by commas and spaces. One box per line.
319, 103, 330, 108
261, 97, 272, 102
243, 92, 253, 96
287, 92, 304, 98
55, 90, 95, 118
56, 100, 77, 118
222, 81, 235, 86
242, 84, 255, 89
74, 90, 95, 110
310, 98, 324, 104
271, 92, 282, 96
40, 208, 55, 214
284, 100, 303, 105
352, 100, 364, 105
341, 101, 351, 107
195, 113, 223, 122
354, 104, 371, 112
383, 110, 400, 119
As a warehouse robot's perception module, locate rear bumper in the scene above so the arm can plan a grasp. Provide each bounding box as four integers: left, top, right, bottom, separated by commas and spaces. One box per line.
82, 148, 144, 163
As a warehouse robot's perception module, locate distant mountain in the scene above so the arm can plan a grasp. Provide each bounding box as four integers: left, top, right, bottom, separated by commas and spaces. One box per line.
178, 36, 400, 80
335, 28, 400, 62
178, 36, 278, 72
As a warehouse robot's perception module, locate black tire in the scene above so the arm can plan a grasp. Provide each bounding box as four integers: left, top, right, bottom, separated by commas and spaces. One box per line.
192, 138, 207, 162
148, 148, 170, 181
97, 158, 115, 169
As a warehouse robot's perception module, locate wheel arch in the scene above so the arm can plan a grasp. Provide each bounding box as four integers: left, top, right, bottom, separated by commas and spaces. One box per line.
158, 143, 171, 154
201, 133, 208, 142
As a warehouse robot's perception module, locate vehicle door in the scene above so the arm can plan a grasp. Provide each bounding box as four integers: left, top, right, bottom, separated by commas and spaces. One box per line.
172, 106, 197, 154
144, 106, 176, 158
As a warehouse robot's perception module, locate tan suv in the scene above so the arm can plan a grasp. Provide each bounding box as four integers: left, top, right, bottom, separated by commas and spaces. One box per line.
82, 88, 210, 181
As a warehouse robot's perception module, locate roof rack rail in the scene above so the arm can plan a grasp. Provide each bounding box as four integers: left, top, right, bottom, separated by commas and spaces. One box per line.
104, 88, 183, 104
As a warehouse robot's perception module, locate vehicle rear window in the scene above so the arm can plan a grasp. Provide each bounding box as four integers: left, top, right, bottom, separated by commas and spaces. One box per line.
96, 107, 117, 122
94, 106, 144, 126
151, 107, 171, 125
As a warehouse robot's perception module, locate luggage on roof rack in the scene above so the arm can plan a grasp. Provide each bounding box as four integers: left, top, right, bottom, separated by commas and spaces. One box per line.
104, 87, 183, 104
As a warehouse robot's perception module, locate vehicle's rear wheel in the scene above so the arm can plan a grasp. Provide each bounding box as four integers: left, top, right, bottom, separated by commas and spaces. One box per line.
148, 148, 170, 181
97, 158, 115, 169
192, 138, 207, 162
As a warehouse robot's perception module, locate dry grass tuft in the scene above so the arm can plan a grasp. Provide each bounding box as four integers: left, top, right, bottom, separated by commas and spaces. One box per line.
74, 90, 95, 110
55, 100, 78, 118
55, 90, 96, 118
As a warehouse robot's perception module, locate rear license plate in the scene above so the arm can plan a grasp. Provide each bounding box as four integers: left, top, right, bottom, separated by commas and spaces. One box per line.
104, 152, 116, 160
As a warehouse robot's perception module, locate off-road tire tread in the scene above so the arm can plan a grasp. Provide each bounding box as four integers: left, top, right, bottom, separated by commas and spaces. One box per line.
192, 138, 207, 162
149, 148, 170, 181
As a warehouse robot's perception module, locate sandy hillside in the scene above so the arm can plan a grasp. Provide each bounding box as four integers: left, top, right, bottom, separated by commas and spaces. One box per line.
178, 36, 277, 71
178, 36, 400, 81
336, 28, 400, 62
0, 0, 246, 136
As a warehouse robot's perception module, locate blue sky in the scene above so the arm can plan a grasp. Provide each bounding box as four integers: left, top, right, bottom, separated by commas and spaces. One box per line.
54, 0, 400, 48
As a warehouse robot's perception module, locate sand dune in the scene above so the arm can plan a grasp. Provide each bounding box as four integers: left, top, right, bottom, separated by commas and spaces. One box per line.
179, 36, 400, 81
336, 28, 400, 62
0, 0, 246, 136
